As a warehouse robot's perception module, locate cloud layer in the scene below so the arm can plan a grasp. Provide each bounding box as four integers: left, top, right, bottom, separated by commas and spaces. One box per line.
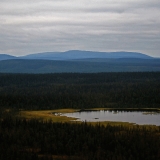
0, 0, 160, 56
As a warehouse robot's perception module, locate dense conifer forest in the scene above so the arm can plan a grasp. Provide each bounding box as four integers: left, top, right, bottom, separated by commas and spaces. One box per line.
0, 72, 160, 159
0, 72, 160, 110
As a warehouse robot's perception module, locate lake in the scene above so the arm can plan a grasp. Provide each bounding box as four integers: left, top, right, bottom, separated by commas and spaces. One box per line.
62, 110, 160, 126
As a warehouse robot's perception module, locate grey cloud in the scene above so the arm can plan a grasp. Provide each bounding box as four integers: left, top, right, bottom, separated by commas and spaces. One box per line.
0, 0, 160, 57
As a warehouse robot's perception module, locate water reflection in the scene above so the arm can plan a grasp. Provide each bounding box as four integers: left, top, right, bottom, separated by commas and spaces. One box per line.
62, 110, 160, 126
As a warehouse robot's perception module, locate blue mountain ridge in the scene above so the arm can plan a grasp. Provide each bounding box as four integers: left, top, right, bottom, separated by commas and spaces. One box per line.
19, 50, 153, 60
1, 50, 159, 73
0, 50, 155, 61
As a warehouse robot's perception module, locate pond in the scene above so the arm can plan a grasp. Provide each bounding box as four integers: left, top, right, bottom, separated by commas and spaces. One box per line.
62, 110, 160, 126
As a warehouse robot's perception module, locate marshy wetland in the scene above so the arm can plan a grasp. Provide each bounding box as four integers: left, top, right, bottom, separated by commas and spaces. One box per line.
19, 108, 160, 126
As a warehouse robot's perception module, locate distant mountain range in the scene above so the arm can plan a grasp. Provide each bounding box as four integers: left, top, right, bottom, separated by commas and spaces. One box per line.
0, 50, 160, 73
21, 50, 153, 60
0, 50, 154, 61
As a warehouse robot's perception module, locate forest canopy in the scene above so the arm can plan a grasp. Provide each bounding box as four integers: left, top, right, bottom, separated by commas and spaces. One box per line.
0, 72, 160, 110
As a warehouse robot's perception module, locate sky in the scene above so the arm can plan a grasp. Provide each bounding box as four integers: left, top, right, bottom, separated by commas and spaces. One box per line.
0, 0, 160, 57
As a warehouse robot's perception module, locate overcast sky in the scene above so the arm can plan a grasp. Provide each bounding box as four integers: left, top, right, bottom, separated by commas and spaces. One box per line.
0, 0, 160, 57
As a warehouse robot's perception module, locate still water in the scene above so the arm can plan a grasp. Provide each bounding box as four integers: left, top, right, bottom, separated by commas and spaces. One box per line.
62, 110, 160, 126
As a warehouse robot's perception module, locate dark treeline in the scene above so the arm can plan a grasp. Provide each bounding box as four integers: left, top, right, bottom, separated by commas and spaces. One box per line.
0, 117, 160, 160
0, 72, 160, 110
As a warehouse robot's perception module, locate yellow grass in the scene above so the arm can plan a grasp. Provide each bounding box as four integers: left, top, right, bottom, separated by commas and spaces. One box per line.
18, 109, 79, 122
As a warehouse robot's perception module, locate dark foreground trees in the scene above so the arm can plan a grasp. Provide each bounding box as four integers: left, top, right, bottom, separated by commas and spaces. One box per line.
0, 117, 160, 160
